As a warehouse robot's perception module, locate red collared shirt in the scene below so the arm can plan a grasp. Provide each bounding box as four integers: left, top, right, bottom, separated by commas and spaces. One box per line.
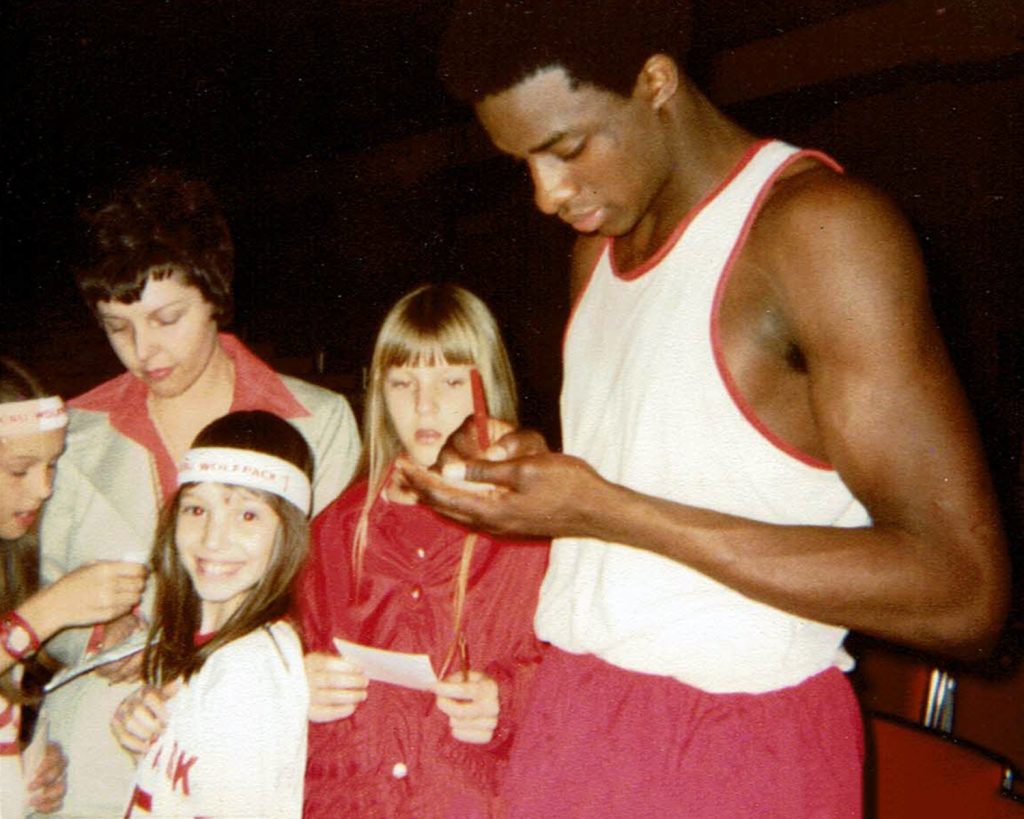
71, 334, 309, 500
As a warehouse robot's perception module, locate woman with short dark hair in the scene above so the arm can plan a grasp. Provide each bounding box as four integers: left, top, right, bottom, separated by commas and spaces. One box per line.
39, 169, 360, 817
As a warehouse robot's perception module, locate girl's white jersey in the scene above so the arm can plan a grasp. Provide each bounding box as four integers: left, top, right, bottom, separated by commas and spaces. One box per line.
125, 621, 308, 818
1, 669, 25, 818
537, 140, 871, 694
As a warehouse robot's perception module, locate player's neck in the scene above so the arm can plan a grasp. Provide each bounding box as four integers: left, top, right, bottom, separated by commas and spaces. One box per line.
672, 90, 756, 212
615, 105, 754, 270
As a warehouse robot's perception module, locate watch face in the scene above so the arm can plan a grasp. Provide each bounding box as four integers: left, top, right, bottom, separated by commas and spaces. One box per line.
7, 624, 32, 654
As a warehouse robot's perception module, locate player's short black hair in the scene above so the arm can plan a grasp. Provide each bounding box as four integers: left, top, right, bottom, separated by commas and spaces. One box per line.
440, 0, 692, 103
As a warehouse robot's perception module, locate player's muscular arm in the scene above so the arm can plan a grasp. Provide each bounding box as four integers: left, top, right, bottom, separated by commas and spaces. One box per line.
409, 170, 1007, 658
579, 170, 1008, 657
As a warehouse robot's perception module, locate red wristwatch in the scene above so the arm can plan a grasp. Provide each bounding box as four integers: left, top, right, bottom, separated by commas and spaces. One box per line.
0, 610, 41, 661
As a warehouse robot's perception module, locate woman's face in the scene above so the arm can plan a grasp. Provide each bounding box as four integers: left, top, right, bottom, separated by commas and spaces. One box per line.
0, 428, 65, 539
383, 362, 475, 467
96, 271, 221, 399
175, 482, 280, 633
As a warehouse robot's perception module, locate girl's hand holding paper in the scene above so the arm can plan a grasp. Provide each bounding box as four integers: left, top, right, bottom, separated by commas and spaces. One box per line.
305, 651, 369, 723
435, 670, 499, 745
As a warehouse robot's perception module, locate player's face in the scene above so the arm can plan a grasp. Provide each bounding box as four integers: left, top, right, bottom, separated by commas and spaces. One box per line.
175, 483, 280, 633
97, 272, 222, 399
476, 66, 672, 238
0, 428, 65, 539
383, 362, 475, 467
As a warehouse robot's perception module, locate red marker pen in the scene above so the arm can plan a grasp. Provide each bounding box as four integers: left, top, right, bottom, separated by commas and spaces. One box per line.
470, 368, 490, 450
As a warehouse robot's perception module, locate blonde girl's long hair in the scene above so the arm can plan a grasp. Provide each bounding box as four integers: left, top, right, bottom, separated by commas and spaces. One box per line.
353, 282, 519, 592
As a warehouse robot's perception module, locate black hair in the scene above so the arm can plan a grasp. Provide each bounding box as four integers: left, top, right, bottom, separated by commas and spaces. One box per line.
191, 410, 314, 478
75, 168, 235, 326
440, 0, 692, 103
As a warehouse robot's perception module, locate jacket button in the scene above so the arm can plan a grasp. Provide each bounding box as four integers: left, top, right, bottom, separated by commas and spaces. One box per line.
392, 762, 408, 779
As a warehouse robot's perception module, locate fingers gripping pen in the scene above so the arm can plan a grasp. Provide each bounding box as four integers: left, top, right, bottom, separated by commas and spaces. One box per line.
470, 368, 490, 450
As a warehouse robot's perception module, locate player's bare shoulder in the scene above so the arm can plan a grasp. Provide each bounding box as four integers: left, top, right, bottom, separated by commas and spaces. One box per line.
752, 156, 929, 315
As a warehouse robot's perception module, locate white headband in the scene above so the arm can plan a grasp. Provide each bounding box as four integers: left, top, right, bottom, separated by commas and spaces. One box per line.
178, 447, 311, 514
0, 396, 68, 438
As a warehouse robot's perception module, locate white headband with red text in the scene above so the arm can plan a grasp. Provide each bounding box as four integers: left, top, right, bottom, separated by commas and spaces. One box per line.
0, 396, 68, 439
177, 446, 311, 514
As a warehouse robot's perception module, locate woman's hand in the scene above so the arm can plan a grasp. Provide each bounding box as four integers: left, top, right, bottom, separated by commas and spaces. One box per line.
435, 670, 499, 744
305, 652, 368, 723
111, 681, 177, 760
25, 740, 67, 814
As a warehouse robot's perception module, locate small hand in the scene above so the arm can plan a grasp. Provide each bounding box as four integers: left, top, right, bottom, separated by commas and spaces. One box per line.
435, 670, 499, 744
94, 612, 148, 683
26, 741, 67, 814
110, 681, 178, 759
305, 652, 369, 723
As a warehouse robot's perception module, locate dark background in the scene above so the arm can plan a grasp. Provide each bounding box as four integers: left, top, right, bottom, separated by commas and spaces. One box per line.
2, 0, 1024, 777
2, 1, 1022, 607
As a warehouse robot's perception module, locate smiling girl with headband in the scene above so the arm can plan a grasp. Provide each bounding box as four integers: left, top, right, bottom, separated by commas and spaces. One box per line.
298, 284, 549, 818
39, 169, 359, 816
111, 410, 312, 818
0, 358, 145, 817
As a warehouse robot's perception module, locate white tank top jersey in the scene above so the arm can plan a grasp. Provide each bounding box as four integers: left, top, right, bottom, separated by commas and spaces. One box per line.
124, 621, 308, 818
536, 139, 872, 694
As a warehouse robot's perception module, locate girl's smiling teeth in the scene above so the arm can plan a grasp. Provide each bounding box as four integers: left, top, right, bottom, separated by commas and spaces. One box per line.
196, 557, 245, 577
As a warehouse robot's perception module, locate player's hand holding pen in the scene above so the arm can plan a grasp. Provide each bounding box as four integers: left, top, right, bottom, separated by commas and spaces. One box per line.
397, 368, 606, 540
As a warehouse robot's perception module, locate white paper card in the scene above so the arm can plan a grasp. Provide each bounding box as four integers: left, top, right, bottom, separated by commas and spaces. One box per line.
333, 637, 438, 691
44, 630, 149, 693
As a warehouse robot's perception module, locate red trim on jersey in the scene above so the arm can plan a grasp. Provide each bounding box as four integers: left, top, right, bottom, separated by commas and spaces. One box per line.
610, 139, 773, 282
710, 148, 843, 471
562, 141, 775, 367
562, 238, 610, 358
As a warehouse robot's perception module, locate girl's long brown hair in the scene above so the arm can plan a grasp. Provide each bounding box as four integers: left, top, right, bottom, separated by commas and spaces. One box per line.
141, 411, 313, 685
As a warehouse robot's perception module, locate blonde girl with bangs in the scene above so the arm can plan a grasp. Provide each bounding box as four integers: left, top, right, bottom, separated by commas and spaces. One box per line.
110, 410, 312, 818
297, 283, 549, 819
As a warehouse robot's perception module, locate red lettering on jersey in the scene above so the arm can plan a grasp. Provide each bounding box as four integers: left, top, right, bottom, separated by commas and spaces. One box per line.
172, 750, 198, 795
165, 741, 179, 778
123, 785, 152, 817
